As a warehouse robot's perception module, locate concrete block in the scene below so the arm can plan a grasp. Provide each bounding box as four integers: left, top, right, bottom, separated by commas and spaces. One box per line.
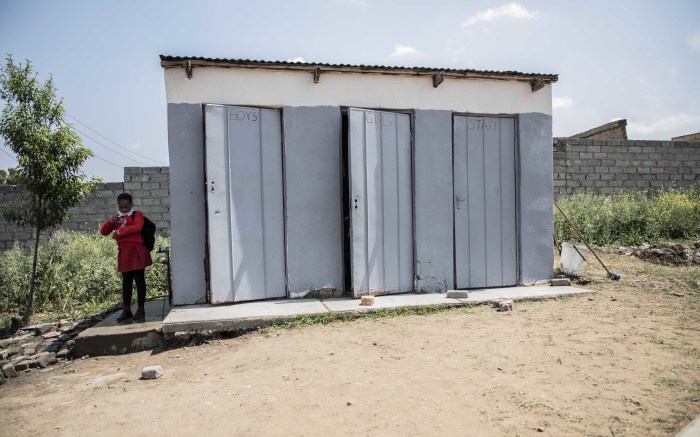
446, 290, 469, 298
124, 182, 142, 191
550, 278, 571, 286
150, 173, 169, 182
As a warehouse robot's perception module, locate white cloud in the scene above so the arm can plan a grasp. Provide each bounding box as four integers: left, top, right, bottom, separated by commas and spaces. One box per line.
690, 29, 700, 50
287, 57, 306, 63
462, 2, 537, 28
390, 44, 421, 58
552, 96, 573, 110
627, 113, 700, 139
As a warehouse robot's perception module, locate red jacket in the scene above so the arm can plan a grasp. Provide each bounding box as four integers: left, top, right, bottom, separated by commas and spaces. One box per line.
100, 211, 145, 245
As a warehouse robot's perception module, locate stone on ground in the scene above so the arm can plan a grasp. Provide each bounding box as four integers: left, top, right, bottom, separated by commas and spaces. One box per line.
34, 323, 54, 335
36, 352, 57, 368
14, 360, 33, 371
141, 365, 163, 380
446, 290, 469, 298
550, 278, 572, 286
498, 301, 513, 312
2, 363, 17, 378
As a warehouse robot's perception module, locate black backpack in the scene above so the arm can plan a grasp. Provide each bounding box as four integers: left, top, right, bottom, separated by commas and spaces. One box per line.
132, 211, 156, 252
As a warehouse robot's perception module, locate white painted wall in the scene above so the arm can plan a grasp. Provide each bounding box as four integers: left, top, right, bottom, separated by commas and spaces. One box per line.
164, 67, 552, 115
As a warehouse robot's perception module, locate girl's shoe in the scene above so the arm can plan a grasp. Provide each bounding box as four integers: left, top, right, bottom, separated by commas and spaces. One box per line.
117, 310, 133, 323
133, 311, 146, 322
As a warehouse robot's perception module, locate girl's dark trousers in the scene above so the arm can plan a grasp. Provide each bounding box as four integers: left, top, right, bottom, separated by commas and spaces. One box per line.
122, 269, 146, 309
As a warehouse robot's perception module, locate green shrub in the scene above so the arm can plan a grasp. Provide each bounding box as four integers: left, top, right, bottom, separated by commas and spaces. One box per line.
555, 188, 700, 247
0, 230, 170, 321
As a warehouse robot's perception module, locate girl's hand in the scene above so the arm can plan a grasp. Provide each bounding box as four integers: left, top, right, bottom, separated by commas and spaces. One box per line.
110, 214, 119, 223
112, 232, 119, 240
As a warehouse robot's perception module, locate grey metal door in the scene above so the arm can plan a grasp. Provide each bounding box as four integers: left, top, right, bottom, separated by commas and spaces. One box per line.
453, 116, 517, 289
204, 105, 286, 303
348, 108, 413, 297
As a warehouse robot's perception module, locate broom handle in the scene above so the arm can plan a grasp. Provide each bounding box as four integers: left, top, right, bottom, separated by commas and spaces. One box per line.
553, 200, 611, 274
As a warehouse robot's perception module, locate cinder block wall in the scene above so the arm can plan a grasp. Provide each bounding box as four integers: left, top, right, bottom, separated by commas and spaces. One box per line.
0, 167, 170, 252
553, 139, 700, 195
123, 167, 171, 233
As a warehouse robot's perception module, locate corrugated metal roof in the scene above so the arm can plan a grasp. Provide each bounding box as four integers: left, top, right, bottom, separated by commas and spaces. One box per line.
159, 55, 558, 83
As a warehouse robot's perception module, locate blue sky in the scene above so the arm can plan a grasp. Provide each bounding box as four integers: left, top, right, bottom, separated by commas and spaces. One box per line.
1, 0, 699, 181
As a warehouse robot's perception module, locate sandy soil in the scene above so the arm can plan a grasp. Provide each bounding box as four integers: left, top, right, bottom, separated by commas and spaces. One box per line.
1, 252, 699, 437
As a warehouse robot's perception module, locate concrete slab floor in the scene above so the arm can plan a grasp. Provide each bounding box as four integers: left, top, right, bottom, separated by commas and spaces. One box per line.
676, 415, 700, 437
162, 286, 591, 334
163, 299, 328, 333
72, 299, 172, 357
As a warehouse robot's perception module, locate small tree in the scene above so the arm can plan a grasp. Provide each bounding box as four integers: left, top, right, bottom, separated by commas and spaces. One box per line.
0, 167, 21, 184
0, 55, 97, 323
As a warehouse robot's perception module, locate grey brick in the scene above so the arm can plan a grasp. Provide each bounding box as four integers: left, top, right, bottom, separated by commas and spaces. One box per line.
124, 182, 142, 191
150, 174, 169, 182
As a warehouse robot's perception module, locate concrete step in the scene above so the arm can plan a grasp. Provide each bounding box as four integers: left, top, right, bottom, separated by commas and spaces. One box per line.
162, 286, 591, 334
72, 299, 172, 357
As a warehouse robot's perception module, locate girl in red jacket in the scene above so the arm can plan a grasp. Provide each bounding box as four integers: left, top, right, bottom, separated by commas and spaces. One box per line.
100, 192, 153, 323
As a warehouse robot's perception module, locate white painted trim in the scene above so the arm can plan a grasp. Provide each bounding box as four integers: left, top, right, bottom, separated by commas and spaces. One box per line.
164, 67, 552, 115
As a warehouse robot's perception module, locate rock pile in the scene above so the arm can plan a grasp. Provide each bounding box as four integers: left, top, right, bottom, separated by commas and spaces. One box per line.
618, 242, 700, 266
0, 308, 117, 385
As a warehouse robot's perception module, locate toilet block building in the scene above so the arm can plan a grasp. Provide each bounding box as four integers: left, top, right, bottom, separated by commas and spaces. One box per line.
160, 55, 557, 305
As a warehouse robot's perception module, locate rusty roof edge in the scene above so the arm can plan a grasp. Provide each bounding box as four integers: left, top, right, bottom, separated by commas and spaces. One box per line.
159, 55, 558, 83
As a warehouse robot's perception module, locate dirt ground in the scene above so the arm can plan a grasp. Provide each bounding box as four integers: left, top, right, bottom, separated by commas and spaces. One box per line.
1, 252, 699, 437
